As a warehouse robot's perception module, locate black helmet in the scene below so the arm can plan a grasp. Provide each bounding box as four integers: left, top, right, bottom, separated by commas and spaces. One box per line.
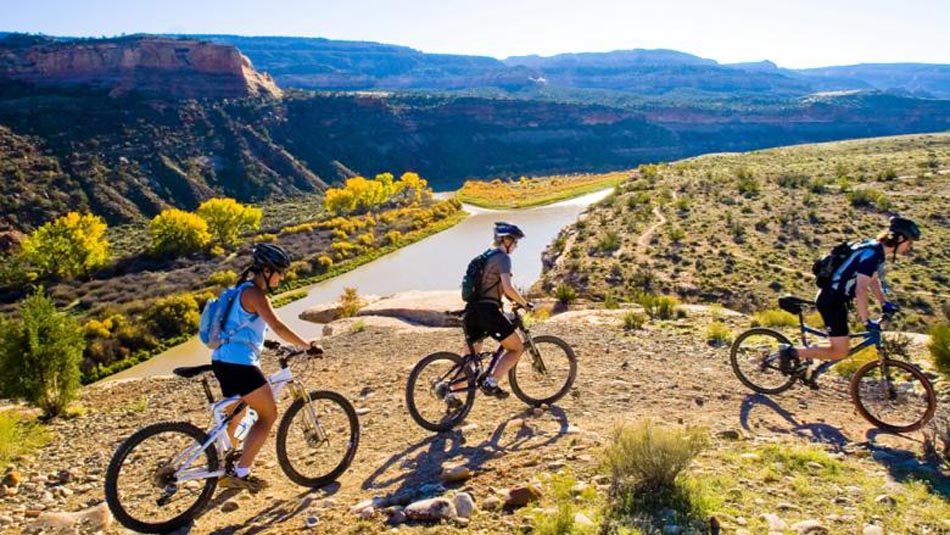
889, 216, 921, 241
252, 243, 292, 272
493, 221, 525, 240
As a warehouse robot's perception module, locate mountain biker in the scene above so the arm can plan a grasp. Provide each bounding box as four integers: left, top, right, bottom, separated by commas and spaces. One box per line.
780, 216, 921, 386
449, 222, 534, 403
212, 243, 321, 492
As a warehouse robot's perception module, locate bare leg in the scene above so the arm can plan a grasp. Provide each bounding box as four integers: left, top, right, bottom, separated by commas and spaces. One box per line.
797, 336, 850, 362
235, 384, 278, 470
489, 332, 524, 383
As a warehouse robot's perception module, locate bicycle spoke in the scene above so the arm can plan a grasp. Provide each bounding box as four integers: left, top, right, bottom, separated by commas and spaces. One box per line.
106, 422, 217, 532
852, 360, 935, 432
277, 391, 358, 487
509, 336, 576, 406
730, 329, 796, 394
406, 352, 475, 432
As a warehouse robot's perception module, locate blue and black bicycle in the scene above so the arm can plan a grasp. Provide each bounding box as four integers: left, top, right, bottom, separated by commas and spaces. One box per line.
730, 296, 937, 433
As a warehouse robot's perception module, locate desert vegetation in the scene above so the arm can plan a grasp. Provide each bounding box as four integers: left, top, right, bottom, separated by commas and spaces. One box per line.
457, 171, 628, 209
0, 173, 465, 383
540, 134, 950, 332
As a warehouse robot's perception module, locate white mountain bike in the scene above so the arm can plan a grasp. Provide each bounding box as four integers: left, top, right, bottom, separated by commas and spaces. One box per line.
104, 341, 360, 533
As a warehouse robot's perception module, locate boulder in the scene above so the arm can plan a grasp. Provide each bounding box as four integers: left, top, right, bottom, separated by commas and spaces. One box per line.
404, 497, 458, 521
792, 519, 827, 534
505, 484, 543, 507
442, 466, 473, 483
356, 290, 466, 327
29, 503, 112, 532
453, 492, 475, 518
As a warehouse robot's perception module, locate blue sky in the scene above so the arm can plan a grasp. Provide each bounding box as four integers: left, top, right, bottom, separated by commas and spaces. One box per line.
4, 0, 948, 68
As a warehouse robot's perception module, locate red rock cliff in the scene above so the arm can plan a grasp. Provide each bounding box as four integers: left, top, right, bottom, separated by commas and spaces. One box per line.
0, 36, 282, 99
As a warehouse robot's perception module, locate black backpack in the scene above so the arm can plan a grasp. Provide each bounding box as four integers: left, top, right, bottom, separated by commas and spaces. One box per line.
812, 241, 855, 288
461, 249, 500, 302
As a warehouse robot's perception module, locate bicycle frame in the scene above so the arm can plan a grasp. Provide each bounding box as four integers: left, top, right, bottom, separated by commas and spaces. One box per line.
793, 313, 886, 380
169, 361, 320, 484
446, 306, 544, 393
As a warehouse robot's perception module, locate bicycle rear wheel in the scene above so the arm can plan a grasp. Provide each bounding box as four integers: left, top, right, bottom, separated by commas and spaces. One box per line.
509, 335, 577, 406
105, 421, 218, 534
276, 390, 360, 488
850, 359, 937, 433
730, 328, 797, 394
405, 352, 476, 432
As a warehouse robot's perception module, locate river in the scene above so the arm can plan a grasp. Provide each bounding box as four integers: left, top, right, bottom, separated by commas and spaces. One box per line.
105, 188, 613, 381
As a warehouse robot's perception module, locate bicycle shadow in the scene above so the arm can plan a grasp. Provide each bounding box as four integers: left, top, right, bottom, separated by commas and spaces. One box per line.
172, 481, 342, 534
360, 405, 572, 505
738, 393, 850, 449
863, 428, 950, 499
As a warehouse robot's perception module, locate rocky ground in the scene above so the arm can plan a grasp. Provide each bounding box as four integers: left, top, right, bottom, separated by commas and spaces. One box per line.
1, 303, 949, 534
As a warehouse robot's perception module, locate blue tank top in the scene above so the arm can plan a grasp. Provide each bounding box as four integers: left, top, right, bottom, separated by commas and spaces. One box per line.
211, 281, 268, 366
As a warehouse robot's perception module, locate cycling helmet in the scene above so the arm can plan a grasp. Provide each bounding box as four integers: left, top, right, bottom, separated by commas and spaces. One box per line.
252, 243, 292, 272
889, 216, 921, 241
493, 221, 525, 240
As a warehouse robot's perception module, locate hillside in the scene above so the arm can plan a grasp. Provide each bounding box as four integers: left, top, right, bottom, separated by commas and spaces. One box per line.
1, 303, 948, 533
3, 77, 949, 233
538, 134, 950, 329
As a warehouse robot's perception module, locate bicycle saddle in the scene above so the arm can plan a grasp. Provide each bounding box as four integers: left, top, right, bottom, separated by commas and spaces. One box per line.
778, 296, 814, 315
173, 364, 214, 379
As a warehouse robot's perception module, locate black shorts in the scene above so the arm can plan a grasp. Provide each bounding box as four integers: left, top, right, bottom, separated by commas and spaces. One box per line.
816, 290, 850, 337
211, 360, 268, 398
463, 302, 516, 344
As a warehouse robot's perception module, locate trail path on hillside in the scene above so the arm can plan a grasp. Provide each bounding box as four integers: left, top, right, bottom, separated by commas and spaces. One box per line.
636, 204, 668, 254
4, 307, 947, 534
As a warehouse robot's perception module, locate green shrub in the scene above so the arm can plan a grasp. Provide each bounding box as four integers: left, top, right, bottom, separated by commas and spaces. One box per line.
555, 283, 578, 305
777, 173, 809, 189
928, 323, 950, 375
0, 412, 48, 465
596, 231, 622, 253
637, 293, 680, 320
736, 168, 759, 197
0, 289, 84, 416
20, 212, 110, 279
196, 198, 262, 247
604, 420, 708, 491
847, 188, 891, 211
623, 311, 647, 330
706, 321, 733, 346
271, 290, 308, 309
751, 309, 798, 328
145, 293, 200, 339
604, 290, 620, 310
149, 209, 211, 256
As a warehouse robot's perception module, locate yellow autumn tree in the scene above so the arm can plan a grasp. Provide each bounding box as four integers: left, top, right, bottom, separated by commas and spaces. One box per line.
20, 212, 110, 278
149, 209, 211, 256
195, 198, 263, 247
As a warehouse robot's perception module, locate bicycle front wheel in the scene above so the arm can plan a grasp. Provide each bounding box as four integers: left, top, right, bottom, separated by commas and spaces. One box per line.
105, 421, 218, 534
509, 335, 577, 407
405, 352, 476, 432
850, 359, 937, 433
276, 390, 360, 488
730, 328, 797, 394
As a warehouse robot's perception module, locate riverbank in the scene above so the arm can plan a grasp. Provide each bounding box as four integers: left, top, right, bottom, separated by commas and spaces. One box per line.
456, 171, 629, 209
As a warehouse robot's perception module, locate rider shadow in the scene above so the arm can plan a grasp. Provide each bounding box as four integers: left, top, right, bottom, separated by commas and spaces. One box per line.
181, 482, 341, 534
738, 394, 850, 450
863, 428, 950, 499
361, 405, 571, 505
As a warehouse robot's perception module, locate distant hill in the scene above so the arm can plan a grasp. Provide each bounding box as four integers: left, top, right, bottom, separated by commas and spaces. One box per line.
797, 64, 950, 99
0, 34, 281, 98
1, 34, 949, 233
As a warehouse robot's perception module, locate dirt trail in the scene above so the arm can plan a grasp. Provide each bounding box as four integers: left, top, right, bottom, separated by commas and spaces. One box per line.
636, 204, 668, 254
2, 308, 947, 534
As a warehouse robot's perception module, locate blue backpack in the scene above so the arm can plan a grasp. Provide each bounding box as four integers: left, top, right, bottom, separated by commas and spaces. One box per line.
198, 284, 249, 349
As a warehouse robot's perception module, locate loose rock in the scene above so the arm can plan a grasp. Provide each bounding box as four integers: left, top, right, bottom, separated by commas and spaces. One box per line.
404, 497, 457, 521
792, 519, 827, 534
506, 484, 543, 507
453, 493, 475, 519
441, 466, 472, 483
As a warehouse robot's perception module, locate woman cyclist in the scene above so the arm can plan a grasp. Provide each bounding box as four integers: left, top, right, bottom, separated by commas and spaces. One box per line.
780, 216, 921, 386
212, 243, 320, 491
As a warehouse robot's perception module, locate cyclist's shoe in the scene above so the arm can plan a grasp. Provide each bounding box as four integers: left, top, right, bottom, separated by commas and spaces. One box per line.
444, 392, 465, 411
219, 473, 268, 494
798, 362, 820, 390
480, 377, 510, 399
777, 345, 799, 375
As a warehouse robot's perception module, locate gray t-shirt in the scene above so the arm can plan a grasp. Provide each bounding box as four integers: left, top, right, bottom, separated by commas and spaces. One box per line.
479, 250, 512, 303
